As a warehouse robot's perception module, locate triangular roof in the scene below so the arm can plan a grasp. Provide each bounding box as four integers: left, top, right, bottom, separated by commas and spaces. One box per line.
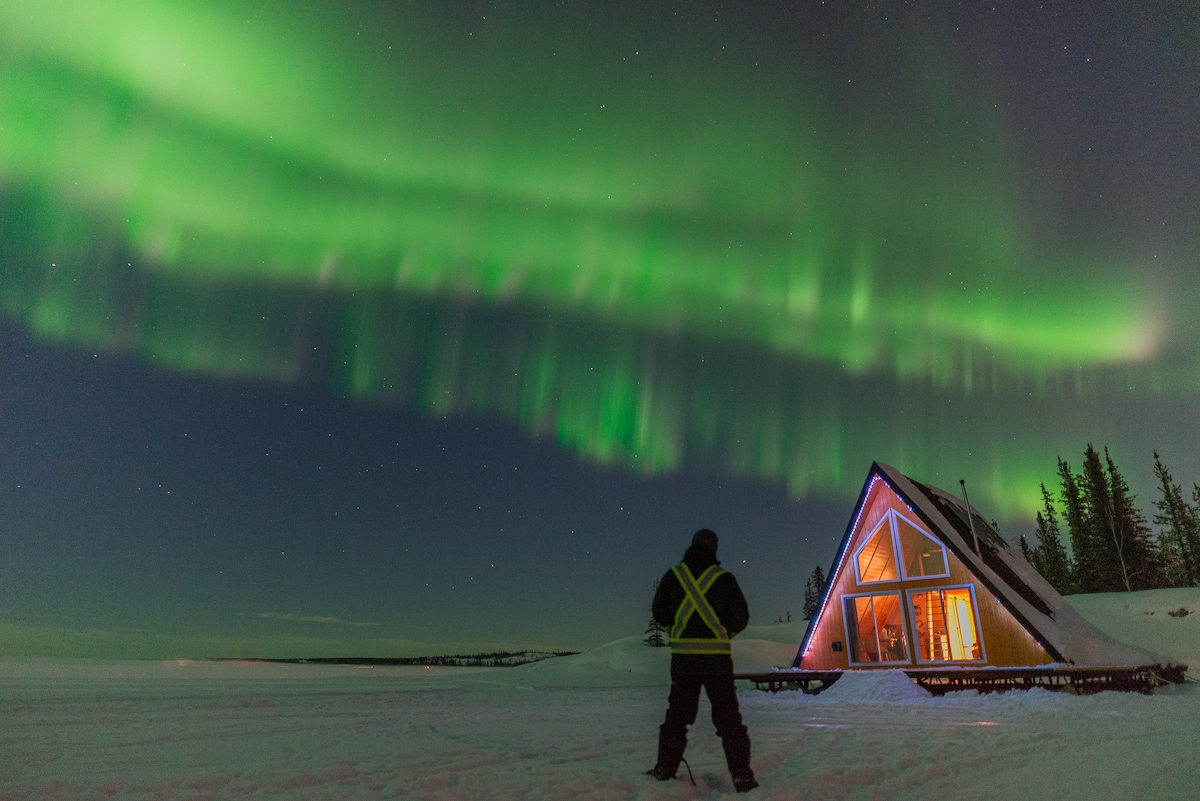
796, 462, 1178, 669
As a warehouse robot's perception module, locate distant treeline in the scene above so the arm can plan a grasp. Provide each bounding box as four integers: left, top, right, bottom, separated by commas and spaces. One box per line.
215, 650, 579, 667
1022, 445, 1200, 595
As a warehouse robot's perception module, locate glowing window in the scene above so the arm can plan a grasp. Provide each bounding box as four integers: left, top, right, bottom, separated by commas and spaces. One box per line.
855, 519, 898, 583
897, 515, 949, 579
910, 587, 983, 662
843, 592, 910, 664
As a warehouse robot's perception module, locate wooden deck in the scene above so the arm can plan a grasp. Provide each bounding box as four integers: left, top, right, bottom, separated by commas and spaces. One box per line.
735, 663, 1188, 696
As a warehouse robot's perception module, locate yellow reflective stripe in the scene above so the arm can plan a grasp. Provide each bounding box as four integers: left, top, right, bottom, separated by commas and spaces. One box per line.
669, 564, 696, 639
671, 596, 696, 640
670, 564, 696, 638
671, 639, 733, 654
670, 564, 727, 639
669, 563, 729, 645
671, 600, 694, 640
675, 564, 729, 640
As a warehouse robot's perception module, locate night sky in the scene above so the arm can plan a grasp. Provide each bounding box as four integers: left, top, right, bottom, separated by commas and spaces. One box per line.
1, 1, 1198, 658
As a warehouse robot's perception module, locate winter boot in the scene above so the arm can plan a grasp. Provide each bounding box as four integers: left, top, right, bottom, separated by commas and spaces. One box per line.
732, 770, 758, 792
645, 765, 676, 781
720, 726, 754, 791
651, 725, 686, 781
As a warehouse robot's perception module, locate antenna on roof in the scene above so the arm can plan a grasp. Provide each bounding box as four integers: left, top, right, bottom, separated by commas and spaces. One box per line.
959, 479, 981, 556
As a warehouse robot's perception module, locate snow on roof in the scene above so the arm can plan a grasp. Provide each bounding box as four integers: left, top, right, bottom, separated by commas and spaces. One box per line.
871, 462, 1180, 669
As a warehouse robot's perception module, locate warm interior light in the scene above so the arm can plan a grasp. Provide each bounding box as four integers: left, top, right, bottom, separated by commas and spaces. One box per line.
912, 587, 980, 661
844, 592, 908, 663
856, 521, 898, 582
897, 516, 947, 578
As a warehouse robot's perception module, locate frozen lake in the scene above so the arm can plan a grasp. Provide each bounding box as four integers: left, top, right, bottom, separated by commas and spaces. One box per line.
3, 588, 1198, 800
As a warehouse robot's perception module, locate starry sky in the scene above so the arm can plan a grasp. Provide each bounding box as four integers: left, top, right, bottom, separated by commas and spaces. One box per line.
1, 1, 1198, 658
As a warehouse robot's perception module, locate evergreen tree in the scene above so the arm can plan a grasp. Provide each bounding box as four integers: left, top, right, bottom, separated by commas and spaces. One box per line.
1192, 482, 1200, 571
1034, 482, 1074, 594
1019, 532, 1035, 563
1075, 445, 1157, 592
1101, 448, 1159, 590
1152, 452, 1200, 586
1058, 456, 1101, 592
802, 565, 826, 620
1079, 445, 1124, 591
643, 578, 668, 647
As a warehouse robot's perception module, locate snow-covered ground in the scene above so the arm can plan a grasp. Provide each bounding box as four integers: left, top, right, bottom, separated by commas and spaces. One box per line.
3, 588, 1198, 800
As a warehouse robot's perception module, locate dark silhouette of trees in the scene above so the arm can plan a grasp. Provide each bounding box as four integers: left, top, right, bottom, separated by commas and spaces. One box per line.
1051, 446, 1156, 592
1152, 451, 1200, 587
1074, 445, 1156, 591
1021, 483, 1074, 595
644, 578, 668, 647
1057, 457, 1098, 592
1028, 446, 1200, 594
802, 565, 826, 620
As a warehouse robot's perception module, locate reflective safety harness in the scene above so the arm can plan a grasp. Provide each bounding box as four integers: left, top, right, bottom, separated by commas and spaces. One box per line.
669, 563, 731, 655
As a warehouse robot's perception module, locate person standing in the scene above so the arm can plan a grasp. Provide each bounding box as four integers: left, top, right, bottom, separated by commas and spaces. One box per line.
647, 528, 757, 792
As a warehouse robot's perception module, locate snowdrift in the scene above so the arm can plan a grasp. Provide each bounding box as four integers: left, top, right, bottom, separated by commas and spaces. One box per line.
501, 627, 800, 687
1067, 586, 1200, 668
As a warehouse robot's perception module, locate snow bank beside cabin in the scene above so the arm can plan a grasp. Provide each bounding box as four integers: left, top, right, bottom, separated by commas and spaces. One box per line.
808, 668, 934, 704
1068, 586, 1200, 668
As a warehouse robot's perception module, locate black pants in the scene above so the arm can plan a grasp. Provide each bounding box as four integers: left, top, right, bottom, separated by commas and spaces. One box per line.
657, 672, 752, 776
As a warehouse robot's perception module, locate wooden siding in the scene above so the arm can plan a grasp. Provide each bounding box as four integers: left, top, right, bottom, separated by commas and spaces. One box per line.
800, 476, 1053, 670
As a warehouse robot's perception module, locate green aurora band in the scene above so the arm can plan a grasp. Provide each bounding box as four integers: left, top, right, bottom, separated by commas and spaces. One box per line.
0, 1, 1180, 514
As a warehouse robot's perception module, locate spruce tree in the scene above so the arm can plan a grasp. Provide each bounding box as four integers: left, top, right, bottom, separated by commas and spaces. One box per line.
1033, 482, 1074, 594
1102, 448, 1159, 590
1019, 532, 1035, 563
1080, 445, 1124, 590
1193, 481, 1200, 576
1152, 452, 1200, 587
1076, 446, 1157, 592
1058, 456, 1100, 592
802, 565, 826, 619
643, 578, 668, 647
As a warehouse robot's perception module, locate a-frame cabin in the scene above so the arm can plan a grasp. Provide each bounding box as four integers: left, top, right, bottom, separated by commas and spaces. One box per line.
772, 463, 1186, 694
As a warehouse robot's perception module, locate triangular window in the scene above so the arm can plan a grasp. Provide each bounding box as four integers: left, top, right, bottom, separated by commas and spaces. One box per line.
854, 510, 947, 585
896, 514, 949, 579
855, 519, 899, 583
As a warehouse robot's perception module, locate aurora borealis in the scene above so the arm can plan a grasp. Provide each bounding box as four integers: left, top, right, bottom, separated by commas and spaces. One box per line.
2, 2, 1198, 657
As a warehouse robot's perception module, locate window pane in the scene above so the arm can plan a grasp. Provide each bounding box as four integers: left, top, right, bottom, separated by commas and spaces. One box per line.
944, 589, 980, 660
897, 517, 947, 579
856, 521, 898, 582
872, 593, 910, 662
912, 589, 981, 662
844, 593, 908, 664
845, 596, 879, 663
912, 591, 946, 661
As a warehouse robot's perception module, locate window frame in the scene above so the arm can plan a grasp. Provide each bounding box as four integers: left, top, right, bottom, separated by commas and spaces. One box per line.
841, 590, 913, 667
905, 584, 988, 665
894, 511, 951, 581
853, 509, 950, 585
852, 516, 901, 585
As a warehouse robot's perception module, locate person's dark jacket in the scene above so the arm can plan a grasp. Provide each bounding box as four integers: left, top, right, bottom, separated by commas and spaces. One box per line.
652, 544, 750, 676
